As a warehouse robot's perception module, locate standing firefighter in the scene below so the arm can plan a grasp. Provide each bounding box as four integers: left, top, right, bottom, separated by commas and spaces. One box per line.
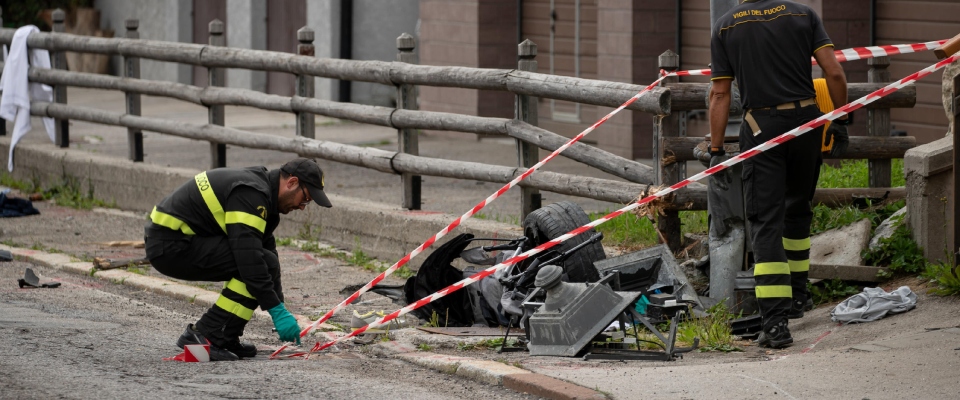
708, 0, 849, 348
144, 158, 333, 360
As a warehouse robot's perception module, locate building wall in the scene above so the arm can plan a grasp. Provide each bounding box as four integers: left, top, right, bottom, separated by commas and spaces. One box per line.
307, 0, 341, 101
419, 0, 517, 133
227, 0, 267, 93
96, 0, 192, 84
876, 0, 960, 143
524, 0, 600, 146
419, 0, 481, 122
351, 0, 421, 107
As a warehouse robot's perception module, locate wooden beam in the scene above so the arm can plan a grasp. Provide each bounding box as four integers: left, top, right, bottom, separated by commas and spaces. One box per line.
662, 136, 916, 162
809, 264, 886, 282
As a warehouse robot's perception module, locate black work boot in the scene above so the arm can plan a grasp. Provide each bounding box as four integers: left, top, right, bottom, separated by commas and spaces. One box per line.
221, 338, 258, 358
176, 324, 240, 361
756, 320, 793, 349
787, 297, 814, 319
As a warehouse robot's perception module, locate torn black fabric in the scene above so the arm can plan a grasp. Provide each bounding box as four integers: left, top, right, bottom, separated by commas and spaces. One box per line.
404, 233, 475, 327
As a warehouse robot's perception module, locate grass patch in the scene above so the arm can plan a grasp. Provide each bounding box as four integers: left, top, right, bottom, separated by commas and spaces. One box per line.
863, 224, 925, 275
456, 338, 505, 351
809, 279, 861, 306
473, 212, 521, 226
590, 210, 707, 250
300, 238, 414, 279
275, 237, 293, 247
2, 239, 24, 248
923, 258, 960, 296
417, 343, 434, 352
1, 172, 115, 210
817, 159, 905, 189
676, 302, 742, 352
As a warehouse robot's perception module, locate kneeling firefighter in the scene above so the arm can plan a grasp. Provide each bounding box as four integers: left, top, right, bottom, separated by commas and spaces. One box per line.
144, 158, 333, 361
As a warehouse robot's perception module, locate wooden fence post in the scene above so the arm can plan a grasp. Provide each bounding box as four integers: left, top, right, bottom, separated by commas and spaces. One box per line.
124, 19, 143, 162
867, 56, 891, 188
517, 39, 541, 218
396, 32, 421, 210
296, 27, 315, 139
208, 19, 227, 169
52, 9, 69, 148
656, 50, 682, 252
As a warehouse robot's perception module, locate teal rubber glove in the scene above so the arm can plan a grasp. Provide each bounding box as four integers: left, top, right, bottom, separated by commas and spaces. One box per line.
267, 303, 301, 345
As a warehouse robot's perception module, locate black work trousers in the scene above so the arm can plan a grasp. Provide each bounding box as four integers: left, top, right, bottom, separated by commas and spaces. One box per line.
145, 230, 281, 347
740, 103, 823, 329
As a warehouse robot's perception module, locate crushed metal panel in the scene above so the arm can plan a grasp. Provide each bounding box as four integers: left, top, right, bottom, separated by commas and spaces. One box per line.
527, 283, 640, 357
594, 244, 700, 307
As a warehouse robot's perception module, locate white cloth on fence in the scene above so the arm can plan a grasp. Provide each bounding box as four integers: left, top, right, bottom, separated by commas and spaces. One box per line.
830, 286, 917, 324
0, 25, 55, 172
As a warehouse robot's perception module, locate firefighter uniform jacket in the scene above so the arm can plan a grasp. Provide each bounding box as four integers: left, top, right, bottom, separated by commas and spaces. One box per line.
146, 167, 283, 310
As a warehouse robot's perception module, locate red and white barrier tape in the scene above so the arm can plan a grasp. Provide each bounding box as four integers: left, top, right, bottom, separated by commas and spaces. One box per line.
308, 51, 960, 355
269, 72, 671, 359
832, 40, 946, 63
667, 39, 948, 78
270, 39, 951, 357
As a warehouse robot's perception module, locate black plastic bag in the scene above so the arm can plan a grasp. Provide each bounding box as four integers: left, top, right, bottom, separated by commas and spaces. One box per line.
404, 233, 475, 327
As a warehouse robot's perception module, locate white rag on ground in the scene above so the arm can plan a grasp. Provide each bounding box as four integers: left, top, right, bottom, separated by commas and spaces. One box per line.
831, 286, 918, 324
0, 25, 55, 172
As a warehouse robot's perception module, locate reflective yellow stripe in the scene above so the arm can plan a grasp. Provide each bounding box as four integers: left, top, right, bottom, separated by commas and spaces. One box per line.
225, 211, 266, 233
789, 259, 810, 273
711, 76, 733, 81
215, 295, 255, 320
813, 43, 835, 54
149, 207, 195, 235
783, 237, 811, 251
225, 278, 255, 299
754, 262, 790, 276
195, 172, 226, 233
755, 285, 793, 298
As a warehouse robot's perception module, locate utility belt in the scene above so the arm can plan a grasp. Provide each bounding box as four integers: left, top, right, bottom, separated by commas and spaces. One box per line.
743, 98, 817, 136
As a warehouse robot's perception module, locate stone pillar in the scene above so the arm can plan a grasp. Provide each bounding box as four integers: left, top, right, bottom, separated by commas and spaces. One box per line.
517, 39, 541, 218
396, 33, 421, 210
208, 19, 227, 169
52, 9, 69, 148
124, 19, 143, 162
296, 27, 316, 140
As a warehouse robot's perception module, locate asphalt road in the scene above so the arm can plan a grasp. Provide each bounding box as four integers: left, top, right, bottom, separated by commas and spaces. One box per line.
0, 260, 538, 400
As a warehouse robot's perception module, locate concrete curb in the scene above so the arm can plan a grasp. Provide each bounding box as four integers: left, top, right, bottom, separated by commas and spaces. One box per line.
3, 244, 608, 400
374, 337, 607, 400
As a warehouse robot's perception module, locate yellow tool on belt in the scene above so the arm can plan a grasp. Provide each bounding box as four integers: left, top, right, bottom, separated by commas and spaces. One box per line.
813, 78, 835, 153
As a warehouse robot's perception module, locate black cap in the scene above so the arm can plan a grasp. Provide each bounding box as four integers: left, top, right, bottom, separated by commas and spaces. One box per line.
280, 158, 332, 208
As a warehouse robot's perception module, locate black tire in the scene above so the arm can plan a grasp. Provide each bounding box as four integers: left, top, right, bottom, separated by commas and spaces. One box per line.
522, 201, 606, 283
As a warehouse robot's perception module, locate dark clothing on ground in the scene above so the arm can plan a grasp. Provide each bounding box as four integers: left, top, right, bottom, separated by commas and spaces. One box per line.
0, 192, 40, 217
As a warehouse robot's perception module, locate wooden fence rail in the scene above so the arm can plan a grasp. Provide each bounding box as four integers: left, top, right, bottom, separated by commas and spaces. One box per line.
13, 62, 662, 185
27, 100, 903, 210
0, 29, 671, 115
